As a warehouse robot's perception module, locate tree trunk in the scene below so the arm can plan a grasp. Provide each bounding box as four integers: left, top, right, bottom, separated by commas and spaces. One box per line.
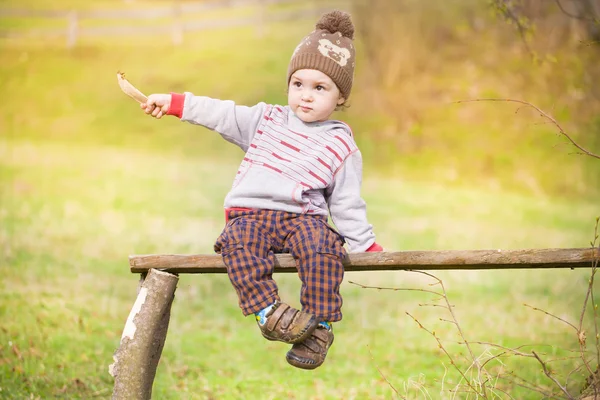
110, 269, 179, 400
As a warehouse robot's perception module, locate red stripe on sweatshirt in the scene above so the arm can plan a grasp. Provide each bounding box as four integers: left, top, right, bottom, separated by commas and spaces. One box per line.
263, 163, 282, 173
281, 141, 300, 152
271, 152, 290, 162
335, 135, 352, 152
325, 146, 342, 162
254, 140, 331, 177
252, 153, 319, 186
254, 142, 331, 179
317, 157, 331, 170
309, 170, 328, 186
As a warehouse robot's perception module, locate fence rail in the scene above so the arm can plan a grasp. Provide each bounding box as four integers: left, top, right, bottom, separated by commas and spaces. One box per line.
129, 247, 600, 274
0, 0, 336, 46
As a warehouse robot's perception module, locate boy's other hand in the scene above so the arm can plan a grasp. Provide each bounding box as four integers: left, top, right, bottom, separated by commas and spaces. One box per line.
141, 94, 171, 119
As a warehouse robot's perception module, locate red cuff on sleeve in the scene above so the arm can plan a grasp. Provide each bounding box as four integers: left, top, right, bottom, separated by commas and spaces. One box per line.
167, 92, 185, 118
366, 242, 384, 252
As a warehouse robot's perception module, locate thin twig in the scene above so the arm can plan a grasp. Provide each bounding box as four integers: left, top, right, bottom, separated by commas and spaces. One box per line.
546, 355, 592, 363
532, 350, 574, 399
348, 281, 443, 298
554, 0, 598, 21
406, 312, 485, 398
502, 372, 561, 399
455, 98, 600, 160
575, 220, 600, 384
440, 318, 458, 326
479, 350, 507, 370
366, 345, 404, 399
469, 341, 537, 358
407, 378, 432, 400
418, 303, 450, 309
591, 218, 600, 368
565, 361, 586, 390
523, 303, 578, 332
489, 385, 516, 400
489, 0, 533, 55
585, 218, 600, 396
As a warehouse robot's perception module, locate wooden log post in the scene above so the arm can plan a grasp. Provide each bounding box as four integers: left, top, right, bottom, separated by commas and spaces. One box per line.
110, 269, 179, 400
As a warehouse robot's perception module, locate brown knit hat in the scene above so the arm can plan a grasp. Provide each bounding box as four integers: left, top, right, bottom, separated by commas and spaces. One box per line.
287, 10, 356, 100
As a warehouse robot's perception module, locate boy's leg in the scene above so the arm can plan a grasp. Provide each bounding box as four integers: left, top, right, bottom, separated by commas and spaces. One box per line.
283, 215, 345, 369
215, 211, 320, 344
215, 216, 279, 316
283, 216, 346, 322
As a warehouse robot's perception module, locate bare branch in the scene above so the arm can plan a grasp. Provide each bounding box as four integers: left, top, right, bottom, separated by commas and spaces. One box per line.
348, 280, 443, 298
593, 218, 600, 368
523, 303, 578, 332
578, 264, 598, 334
418, 303, 450, 309
554, 0, 598, 21
406, 312, 485, 397
532, 351, 574, 399
439, 318, 458, 326
502, 372, 562, 399
488, 385, 516, 400
566, 362, 587, 389
489, 0, 533, 55
469, 341, 537, 358
366, 345, 405, 399
456, 98, 600, 160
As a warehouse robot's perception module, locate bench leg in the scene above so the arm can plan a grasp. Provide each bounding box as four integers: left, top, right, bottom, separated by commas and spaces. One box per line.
109, 268, 179, 400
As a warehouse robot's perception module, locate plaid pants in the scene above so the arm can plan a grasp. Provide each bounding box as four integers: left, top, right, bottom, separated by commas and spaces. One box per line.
214, 209, 347, 322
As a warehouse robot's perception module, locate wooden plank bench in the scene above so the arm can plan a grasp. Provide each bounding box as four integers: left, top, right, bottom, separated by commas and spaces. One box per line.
110, 247, 599, 399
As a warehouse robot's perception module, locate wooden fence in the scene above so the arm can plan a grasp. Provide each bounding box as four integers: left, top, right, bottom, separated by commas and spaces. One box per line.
111, 247, 600, 398
0, 0, 340, 47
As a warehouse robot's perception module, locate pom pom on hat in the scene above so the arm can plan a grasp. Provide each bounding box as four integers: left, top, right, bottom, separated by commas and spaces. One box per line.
315, 10, 354, 40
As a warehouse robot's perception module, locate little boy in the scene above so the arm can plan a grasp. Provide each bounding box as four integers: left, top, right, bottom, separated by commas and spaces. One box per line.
141, 10, 382, 370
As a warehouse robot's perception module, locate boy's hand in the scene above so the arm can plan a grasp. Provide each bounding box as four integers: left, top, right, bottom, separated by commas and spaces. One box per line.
141, 94, 171, 119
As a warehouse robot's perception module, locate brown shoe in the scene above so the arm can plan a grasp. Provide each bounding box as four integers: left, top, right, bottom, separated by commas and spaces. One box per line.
286, 326, 334, 370
258, 302, 319, 344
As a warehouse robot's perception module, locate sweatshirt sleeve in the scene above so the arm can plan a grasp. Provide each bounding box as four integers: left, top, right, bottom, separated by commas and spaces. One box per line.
326, 151, 376, 252
169, 92, 268, 152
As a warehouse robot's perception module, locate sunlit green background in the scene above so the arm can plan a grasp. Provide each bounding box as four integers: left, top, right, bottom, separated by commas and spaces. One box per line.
1, 0, 599, 398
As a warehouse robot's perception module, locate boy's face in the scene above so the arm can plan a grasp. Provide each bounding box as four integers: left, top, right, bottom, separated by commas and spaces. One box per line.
288, 69, 345, 123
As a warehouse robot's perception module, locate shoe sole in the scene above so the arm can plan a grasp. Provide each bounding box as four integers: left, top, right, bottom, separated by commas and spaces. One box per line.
286, 352, 322, 370
285, 334, 334, 370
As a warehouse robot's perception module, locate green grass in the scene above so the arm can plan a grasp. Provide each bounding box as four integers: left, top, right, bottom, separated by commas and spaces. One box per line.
1, 1, 600, 398
1, 137, 598, 399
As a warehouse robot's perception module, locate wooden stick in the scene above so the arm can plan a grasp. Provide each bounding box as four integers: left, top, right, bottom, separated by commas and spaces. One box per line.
110, 269, 179, 400
129, 248, 599, 274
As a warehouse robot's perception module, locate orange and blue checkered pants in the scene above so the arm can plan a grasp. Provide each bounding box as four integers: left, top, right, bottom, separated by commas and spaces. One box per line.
214, 209, 346, 322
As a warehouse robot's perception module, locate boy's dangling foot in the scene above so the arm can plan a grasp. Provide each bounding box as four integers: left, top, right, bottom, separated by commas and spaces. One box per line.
285, 321, 334, 370
254, 301, 319, 344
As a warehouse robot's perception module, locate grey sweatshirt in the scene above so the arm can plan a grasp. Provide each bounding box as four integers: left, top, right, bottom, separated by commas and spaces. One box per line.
175, 93, 376, 252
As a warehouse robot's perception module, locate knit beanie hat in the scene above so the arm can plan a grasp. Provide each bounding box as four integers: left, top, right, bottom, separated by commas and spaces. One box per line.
287, 10, 356, 100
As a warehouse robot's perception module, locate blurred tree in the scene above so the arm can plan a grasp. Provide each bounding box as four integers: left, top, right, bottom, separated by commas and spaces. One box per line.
349, 0, 599, 196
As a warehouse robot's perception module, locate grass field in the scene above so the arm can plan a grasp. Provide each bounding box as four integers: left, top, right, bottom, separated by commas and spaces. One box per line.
1, 136, 598, 399
1, 0, 600, 398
